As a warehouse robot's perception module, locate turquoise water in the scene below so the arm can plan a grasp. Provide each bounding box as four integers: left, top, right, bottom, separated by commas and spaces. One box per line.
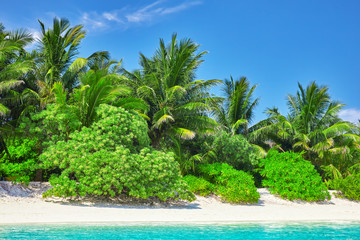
1, 222, 360, 239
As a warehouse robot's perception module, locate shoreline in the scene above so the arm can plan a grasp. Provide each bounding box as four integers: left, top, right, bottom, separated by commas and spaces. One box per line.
2, 220, 360, 226
1, 182, 360, 225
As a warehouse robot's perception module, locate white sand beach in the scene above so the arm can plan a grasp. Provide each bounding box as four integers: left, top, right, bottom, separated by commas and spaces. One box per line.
1, 181, 360, 224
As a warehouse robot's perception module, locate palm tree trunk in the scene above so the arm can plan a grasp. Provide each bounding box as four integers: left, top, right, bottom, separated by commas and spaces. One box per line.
34, 169, 43, 182
0, 135, 12, 161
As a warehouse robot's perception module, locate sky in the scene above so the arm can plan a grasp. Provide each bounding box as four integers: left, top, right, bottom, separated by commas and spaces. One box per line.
1, 0, 359, 124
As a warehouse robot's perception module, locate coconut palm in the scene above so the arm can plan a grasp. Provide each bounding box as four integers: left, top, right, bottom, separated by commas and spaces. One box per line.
211, 76, 259, 135
249, 81, 359, 172
0, 24, 33, 116
0, 23, 34, 158
73, 68, 132, 127
124, 34, 220, 146
7, 17, 86, 118
37, 17, 85, 90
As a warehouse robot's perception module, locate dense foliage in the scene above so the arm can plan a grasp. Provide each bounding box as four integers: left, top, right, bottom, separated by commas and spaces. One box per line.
123, 34, 220, 146
329, 164, 360, 201
204, 132, 259, 171
0, 18, 359, 203
20, 103, 81, 144
250, 82, 359, 176
183, 175, 215, 196
198, 163, 260, 203
211, 76, 259, 135
335, 171, 360, 201
40, 104, 195, 201
0, 138, 38, 184
260, 151, 330, 201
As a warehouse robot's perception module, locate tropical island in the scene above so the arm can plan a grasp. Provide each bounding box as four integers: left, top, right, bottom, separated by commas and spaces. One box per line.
0, 18, 360, 224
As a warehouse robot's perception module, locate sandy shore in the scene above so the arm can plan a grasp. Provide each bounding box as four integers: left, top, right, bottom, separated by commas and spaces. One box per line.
1, 181, 360, 224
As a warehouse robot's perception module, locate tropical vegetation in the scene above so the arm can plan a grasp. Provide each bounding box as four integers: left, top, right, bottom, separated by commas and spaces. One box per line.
199, 163, 260, 203
0, 18, 359, 203
260, 150, 330, 201
184, 163, 260, 203
41, 104, 194, 201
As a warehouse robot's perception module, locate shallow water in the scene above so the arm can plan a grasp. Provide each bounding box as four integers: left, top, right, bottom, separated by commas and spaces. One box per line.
1, 222, 360, 239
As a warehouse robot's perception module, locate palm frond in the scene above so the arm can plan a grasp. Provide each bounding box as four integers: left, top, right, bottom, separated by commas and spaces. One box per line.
329, 146, 350, 155
0, 103, 10, 116
113, 97, 149, 112
231, 119, 248, 135
323, 121, 355, 138
251, 143, 267, 158
51, 82, 67, 106
68, 57, 88, 73
293, 141, 310, 150
342, 133, 360, 143
0, 80, 24, 93
175, 102, 210, 112
153, 114, 175, 129
311, 138, 334, 154
172, 127, 196, 140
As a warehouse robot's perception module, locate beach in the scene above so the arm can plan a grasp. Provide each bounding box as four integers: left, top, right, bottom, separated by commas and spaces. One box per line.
1, 181, 360, 224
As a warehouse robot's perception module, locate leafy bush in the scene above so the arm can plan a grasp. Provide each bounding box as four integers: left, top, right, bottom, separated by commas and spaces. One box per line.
331, 164, 360, 201
40, 104, 195, 201
7, 104, 82, 183
198, 163, 260, 203
335, 172, 360, 201
0, 138, 39, 184
19, 104, 81, 145
183, 175, 215, 196
206, 132, 259, 171
260, 150, 330, 201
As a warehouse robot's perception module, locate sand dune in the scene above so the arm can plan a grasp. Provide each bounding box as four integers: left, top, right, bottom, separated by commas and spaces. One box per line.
1, 181, 359, 224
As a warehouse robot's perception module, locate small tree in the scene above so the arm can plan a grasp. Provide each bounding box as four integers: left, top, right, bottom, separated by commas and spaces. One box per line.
41, 104, 195, 201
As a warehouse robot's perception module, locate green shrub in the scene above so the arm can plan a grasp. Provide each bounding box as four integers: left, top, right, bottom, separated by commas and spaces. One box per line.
183, 175, 215, 196
260, 150, 330, 201
0, 138, 39, 184
207, 132, 259, 171
335, 172, 360, 201
199, 163, 260, 203
3, 104, 82, 183
40, 104, 195, 201
19, 104, 81, 146
332, 165, 360, 201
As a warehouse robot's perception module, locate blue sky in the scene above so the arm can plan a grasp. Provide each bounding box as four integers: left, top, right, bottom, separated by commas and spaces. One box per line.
1, 0, 359, 124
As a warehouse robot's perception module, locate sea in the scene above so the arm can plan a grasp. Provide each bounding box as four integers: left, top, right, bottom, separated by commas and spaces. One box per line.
1, 222, 360, 239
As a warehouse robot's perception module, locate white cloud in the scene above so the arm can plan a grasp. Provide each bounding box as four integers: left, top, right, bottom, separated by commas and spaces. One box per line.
81, 12, 107, 30
126, 0, 202, 23
103, 12, 123, 23
339, 108, 360, 123
30, 29, 42, 41
126, 0, 163, 23
79, 1, 202, 31
161, 1, 202, 15
24, 28, 42, 50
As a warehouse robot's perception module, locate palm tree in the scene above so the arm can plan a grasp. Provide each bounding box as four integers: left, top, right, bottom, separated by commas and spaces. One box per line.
250, 81, 359, 172
73, 68, 132, 127
0, 24, 33, 116
0, 25, 34, 117
37, 17, 85, 90
12, 18, 86, 113
0, 23, 34, 158
212, 76, 259, 135
123, 34, 220, 147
